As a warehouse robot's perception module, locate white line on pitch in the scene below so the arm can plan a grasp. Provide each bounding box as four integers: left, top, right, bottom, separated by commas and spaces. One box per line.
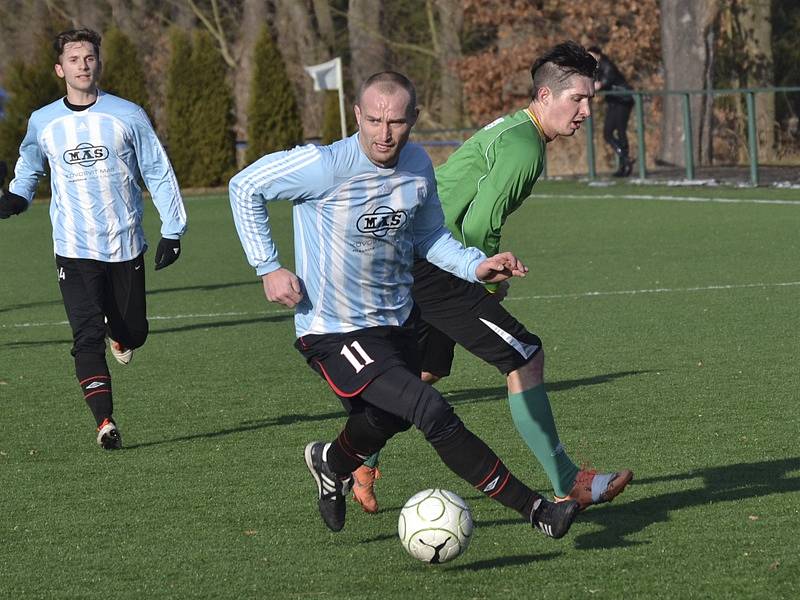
530, 193, 800, 206
3, 281, 799, 330
505, 280, 800, 302
0, 310, 291, 329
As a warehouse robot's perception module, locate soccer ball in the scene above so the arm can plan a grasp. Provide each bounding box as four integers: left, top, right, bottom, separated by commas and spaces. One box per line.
398, 488, 473, 564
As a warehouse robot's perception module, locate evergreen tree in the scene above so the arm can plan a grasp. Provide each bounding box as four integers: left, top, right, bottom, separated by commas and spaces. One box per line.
245, 25, 302, 164
321, 90, 355, 145
0, 37, 62, 194
99, 27, 151, 115
165, 28, 196, 186
188, 30, 236, 186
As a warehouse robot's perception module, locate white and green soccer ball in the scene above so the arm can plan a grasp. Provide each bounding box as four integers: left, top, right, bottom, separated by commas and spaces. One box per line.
398, 488, 473, 564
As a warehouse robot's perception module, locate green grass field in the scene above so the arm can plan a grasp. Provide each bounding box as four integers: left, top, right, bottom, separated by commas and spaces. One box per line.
1, 180, 798, 599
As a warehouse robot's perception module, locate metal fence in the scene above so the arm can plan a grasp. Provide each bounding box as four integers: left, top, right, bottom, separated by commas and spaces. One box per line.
412, 86, 800, 187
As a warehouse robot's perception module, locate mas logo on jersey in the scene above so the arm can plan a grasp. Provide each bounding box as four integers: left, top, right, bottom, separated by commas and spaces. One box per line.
63, 142, 109, 167
357, 206, 408, 237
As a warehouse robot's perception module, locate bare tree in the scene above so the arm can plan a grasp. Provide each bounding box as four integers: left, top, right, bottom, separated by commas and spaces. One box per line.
232, 0, 269, 156
433, 0, 463, 127
658, 0, 720, 167
274, 0, 328, 138
738, 0, 774, 161
348, 0, 387, 92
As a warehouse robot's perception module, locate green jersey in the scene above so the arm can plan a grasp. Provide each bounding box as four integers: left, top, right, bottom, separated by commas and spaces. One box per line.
435, 108, 545, 257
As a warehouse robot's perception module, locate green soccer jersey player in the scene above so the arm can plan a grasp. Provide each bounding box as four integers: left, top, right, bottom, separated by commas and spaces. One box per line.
351, 41, 633, 515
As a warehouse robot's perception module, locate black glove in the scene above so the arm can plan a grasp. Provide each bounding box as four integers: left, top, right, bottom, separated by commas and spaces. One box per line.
154, 237, 181, 270
0, 160, 28, 219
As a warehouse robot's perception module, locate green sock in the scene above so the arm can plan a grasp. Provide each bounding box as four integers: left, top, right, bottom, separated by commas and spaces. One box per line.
508, 384, 579, 496
363, 451, 380, 468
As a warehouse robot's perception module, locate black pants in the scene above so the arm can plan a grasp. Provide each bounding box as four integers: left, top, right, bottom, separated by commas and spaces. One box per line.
603, 101, 633, 158
56, 253, 148, 368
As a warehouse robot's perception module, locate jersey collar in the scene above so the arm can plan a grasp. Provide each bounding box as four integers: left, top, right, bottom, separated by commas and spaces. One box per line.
524, 108, 546, 139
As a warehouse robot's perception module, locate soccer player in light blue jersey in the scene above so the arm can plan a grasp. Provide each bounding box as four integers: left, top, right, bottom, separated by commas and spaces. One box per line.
230, 71, 580, 538
0, 29, 187, 450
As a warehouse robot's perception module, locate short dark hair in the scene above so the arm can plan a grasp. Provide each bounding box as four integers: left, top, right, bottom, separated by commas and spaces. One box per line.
54, 29, 102, 61
530, 41, 596, 99
357, 71, 417, 113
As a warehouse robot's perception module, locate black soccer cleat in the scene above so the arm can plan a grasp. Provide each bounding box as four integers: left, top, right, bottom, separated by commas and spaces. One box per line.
304, 442, 353, 532
531, 497, 579, 539
96, 418, 122, 450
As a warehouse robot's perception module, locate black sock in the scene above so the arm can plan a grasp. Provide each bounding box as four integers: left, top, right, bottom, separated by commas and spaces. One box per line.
432, 422, 543, 520
76, 354, 112, 426
326, 412, 390, 476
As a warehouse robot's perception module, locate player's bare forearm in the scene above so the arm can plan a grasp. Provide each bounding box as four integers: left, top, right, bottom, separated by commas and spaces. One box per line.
262, 268, 303, 308
475, 252, 528, 283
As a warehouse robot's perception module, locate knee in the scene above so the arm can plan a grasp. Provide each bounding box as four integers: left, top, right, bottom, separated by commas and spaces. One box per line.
418, 393, 462, 445
365, 406, 412, 437
122, 323, 149, 349
508, 350, 545, 389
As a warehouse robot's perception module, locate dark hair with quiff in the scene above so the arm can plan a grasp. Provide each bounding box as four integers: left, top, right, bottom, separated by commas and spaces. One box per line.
357, 71, 417, 115
530, 41, 596, 100
54, 28, 102, 61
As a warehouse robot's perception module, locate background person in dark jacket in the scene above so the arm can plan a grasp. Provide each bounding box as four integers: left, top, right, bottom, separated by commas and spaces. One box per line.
588, 46, 634, 177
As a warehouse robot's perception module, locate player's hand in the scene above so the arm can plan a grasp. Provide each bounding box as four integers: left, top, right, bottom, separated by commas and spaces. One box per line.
475, 251, 528, 283
0, 192, 29, 219
154, 237, 181, 270
0, 161, 29, 219
262, 268, 303, 308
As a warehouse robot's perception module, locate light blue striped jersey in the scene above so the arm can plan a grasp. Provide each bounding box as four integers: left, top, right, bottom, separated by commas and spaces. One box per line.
9, 91, 186, 262
229, 133, 486, 337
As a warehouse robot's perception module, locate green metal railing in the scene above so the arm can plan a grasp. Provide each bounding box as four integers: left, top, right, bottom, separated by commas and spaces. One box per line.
589, 86, 800, 186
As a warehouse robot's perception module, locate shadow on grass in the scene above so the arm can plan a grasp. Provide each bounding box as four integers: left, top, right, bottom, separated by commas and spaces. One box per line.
406, 457, 800, 552
570, 456, 800, 550
0, 298, 62, 313
119, 370, 650, 449
146, 280, 256, 296
149, 314, 292, 335
449, 551, 561, 571
124, 410, 345, 450
442, 370, 652, 405
0, 281, 256, 315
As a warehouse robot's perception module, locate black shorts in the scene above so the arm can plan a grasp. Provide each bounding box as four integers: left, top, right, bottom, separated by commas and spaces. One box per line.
295, 312, 459, 441
411, 259, 542, 377
56, 253, 148, 357
295, 312, 420, 401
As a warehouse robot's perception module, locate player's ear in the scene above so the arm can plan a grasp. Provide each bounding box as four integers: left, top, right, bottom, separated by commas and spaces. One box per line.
537, 86, 551, 105
354, 103, 362, 127
54, 62, 65, 79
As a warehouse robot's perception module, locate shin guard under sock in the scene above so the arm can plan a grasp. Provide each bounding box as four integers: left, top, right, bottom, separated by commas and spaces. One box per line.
326, 412, 390, 476
432, 422, 543, 520
76, 355, 112, 426
508, 385, 580, 496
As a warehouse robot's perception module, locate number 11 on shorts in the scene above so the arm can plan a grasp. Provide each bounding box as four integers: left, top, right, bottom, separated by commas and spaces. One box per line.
340, 341, 374, 373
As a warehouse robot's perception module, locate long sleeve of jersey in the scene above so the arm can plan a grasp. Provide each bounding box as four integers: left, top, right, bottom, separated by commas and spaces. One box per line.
130, 109, 187, 239
229, 144, 329, 276
8, 120, 46, 205
459, 134, 543, 257
413, 176, 485, 283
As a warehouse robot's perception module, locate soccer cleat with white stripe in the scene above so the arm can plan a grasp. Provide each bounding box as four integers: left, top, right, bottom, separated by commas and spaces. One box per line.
107, 337, 133, 365
304, 442, 354, 532
530, 497, 579, 539
96, 418, 122, 450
